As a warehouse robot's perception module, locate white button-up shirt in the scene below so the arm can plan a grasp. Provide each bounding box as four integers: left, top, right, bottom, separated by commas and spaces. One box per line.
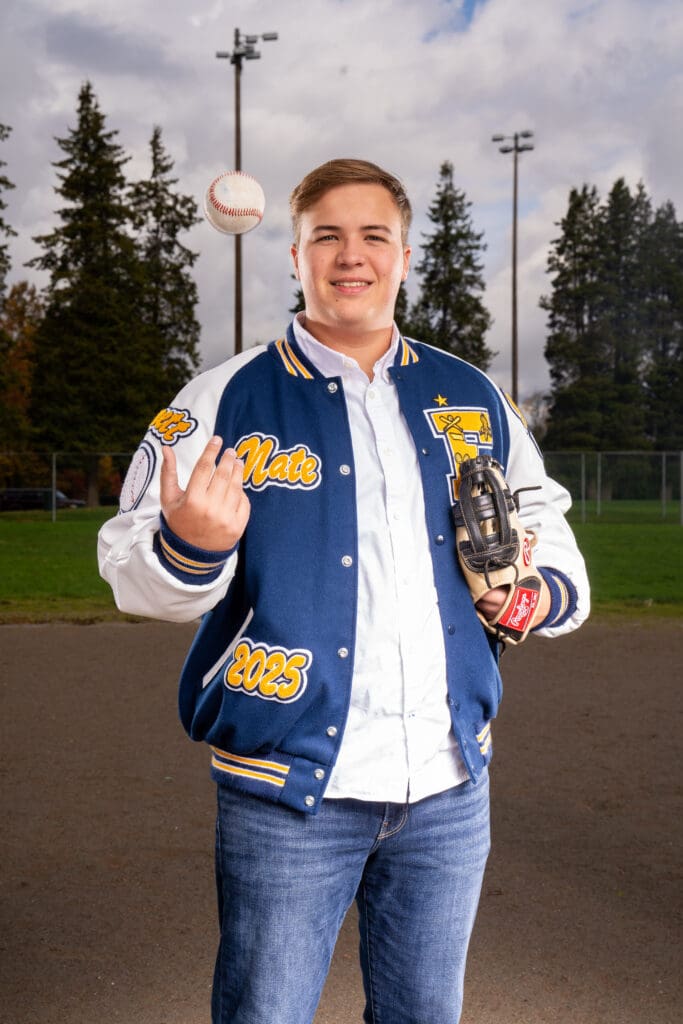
293, 316, 469, 803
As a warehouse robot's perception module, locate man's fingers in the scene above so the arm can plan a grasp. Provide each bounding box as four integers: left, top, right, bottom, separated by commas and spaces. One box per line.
160, 444, 181, 507
475, 586, 508, 620
161, 436, 223, 511
224, 453, 250, 523
186, 435, 224, 493
159, 436, 250, 550
209, 447, 245, 499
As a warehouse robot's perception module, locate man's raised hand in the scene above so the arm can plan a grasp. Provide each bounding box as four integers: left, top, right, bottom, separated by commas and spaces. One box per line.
160, 436, 251, 551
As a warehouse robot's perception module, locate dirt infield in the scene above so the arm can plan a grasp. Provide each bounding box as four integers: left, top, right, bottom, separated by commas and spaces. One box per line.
1, 619, 681, 1024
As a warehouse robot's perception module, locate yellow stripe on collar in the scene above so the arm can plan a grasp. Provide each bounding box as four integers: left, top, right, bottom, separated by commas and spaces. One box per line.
275, 338, 298, 376
284, 339, 314, 379
400, 338, 419, 365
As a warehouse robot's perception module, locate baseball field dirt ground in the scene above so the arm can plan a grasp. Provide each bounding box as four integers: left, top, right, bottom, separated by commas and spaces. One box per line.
1, 618, 681, 1024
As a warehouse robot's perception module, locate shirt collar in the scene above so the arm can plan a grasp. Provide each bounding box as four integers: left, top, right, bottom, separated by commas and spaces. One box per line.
292, 312, 401, 382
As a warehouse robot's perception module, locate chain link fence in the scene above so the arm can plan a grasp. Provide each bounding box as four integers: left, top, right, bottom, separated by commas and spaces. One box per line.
0, 452, 132, 518
1, 450, 682, 523
544, 451, 683, 524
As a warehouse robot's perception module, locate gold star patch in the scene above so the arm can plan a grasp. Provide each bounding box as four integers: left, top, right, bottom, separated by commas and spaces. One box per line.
433, 394, 448, 407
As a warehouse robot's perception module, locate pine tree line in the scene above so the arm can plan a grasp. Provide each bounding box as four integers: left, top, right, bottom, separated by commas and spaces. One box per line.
2, 85, 682, 503
0, 82, 201, 500
541, 179, 683, 450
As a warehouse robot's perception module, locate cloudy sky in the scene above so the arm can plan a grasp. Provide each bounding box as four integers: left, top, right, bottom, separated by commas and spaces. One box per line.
2, 0, 682, 400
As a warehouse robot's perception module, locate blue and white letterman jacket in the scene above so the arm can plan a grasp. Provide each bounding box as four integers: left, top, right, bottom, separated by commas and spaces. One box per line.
98, 323, 589, 814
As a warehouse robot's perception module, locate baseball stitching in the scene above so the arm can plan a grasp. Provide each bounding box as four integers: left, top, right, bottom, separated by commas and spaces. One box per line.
208, 173, 264, 220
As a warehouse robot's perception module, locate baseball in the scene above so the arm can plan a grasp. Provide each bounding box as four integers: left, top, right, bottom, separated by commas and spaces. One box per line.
204, 170, 266, 235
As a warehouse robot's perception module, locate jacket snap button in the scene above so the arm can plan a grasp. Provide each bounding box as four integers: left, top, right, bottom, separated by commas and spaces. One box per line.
337, 647, 349, 658
304, 795, 315, 807
435, 535, 445, 545
326, 725, 338, 737
341, 555, 353, 567
339, 464, 351, 475
327, 382, 338, 394
314, 769, 325, 780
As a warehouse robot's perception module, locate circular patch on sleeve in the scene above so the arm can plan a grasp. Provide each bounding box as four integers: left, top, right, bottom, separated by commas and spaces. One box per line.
119, 441, 157, 513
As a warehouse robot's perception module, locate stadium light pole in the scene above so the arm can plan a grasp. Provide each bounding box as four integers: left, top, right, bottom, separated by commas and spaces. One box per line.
216, 29, 278, 354
491, 130, 535, 404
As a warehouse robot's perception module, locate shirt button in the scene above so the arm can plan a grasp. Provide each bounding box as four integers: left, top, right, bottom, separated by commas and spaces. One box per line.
314, 769, 325, 781
326, 726, 338, 737
304, 795, 315, 808
341, 555, 353, 567
337, 647, 349, 658
327, 382, 338, 394
368, 390, 377, 400
339, 464, 351, 476
435, 535, 445, 545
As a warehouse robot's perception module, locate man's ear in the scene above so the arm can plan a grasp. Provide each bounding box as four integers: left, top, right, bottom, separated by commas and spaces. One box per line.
290, 244, 300, 280
402, 245, 412, 282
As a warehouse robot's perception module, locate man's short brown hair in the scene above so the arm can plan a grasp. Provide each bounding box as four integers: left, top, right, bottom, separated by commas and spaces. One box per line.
290, 158, 412, 244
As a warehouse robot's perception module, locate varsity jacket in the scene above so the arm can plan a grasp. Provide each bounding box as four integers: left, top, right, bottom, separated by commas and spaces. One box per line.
98, 324, 589, 814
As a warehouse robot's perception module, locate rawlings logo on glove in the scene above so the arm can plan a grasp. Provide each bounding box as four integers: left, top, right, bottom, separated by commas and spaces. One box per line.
452, 455, 543, 645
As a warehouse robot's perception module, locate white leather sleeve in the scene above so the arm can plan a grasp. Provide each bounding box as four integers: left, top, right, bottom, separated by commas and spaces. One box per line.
502, 394, 590, 636
98, 348, 264, 622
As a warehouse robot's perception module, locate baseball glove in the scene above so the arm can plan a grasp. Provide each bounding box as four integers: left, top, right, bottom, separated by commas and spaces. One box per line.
452, 455, 543, 645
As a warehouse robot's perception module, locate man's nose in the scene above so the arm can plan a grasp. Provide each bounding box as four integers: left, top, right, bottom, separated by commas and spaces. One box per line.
336, 240, 364, 265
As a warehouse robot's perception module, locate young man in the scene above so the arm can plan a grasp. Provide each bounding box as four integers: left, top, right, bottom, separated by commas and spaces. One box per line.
98, 158, 589, 1024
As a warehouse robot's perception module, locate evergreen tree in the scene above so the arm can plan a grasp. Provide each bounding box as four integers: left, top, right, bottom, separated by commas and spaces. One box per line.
0, 123, 17, 300
128, 126, 201, 396
408, 162, 493, 369
595, 179, 651, 448
540, 179, 677, 450
640, 201, 683, 448
541, 185, 609, 448
27, 82, 151, 501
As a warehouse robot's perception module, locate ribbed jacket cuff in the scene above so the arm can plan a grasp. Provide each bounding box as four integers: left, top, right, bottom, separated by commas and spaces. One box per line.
535, 567, 578, 629
154, 512, 234, 585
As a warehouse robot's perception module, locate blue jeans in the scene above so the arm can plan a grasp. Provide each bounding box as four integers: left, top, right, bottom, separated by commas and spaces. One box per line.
212, 771, 490, 1024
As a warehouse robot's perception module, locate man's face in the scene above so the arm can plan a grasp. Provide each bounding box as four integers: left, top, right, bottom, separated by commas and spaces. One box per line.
291, 183, 411, 337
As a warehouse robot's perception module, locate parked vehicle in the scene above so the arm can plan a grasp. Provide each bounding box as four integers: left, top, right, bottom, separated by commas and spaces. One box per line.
0, 488, 86, 511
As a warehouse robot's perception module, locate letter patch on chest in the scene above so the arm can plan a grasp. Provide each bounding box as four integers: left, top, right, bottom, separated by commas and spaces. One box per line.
235, 433, 321, 491
224, 638, 312, 703
424, 405, 494, 502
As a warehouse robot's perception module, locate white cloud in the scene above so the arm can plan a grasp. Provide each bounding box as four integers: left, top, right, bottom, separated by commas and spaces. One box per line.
2, 0, 682, 398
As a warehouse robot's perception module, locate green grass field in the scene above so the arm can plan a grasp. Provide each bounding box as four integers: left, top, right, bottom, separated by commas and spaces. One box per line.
565, 499, 681, 525
0, 508, 126, 623
0, 505, 681, 623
